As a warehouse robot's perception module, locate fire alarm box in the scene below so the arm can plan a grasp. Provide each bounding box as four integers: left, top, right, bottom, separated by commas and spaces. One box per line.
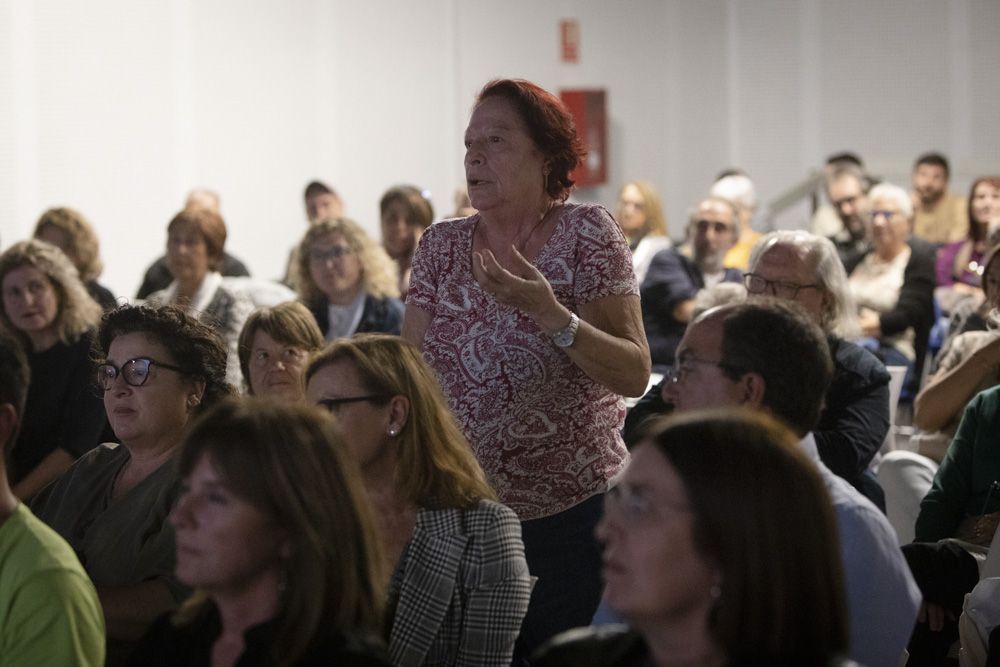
560, 89, 607, 188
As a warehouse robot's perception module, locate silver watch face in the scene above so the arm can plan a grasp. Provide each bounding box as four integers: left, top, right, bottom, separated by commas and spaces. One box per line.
553, 314, 578, 347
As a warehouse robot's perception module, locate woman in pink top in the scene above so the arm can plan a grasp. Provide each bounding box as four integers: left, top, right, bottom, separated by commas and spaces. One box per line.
403, 78, 650, 658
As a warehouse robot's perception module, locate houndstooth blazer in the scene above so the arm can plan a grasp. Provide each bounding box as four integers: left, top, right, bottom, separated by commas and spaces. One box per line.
387, 500, 534, 666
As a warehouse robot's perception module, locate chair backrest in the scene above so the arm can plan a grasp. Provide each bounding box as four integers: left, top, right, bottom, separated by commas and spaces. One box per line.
883, 365, 908, 452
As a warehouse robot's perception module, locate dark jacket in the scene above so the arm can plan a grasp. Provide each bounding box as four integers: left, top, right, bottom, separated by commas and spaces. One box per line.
640, 248, 742, 369
846, 237, 937, 386
307, 294, 404, 338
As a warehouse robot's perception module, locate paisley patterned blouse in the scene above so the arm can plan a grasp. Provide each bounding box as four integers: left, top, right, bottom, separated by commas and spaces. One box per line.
408, 203, 636, 520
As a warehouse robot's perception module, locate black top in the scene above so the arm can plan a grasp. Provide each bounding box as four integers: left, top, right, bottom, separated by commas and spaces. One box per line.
86, 280, 118, 311
128, 604, 391, 667
135, 252, 251, 299
10, 332, 109, 484
639, 248, 742, 370
533, 625, 856, 667
307, 294, 404, 338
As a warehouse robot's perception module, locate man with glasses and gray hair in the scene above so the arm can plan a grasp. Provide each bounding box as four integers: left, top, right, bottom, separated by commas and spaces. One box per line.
640, 197, 742, 371
629, 231, 891, 512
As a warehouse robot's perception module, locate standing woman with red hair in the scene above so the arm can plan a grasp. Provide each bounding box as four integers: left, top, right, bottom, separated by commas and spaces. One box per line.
403, 78, 650, 656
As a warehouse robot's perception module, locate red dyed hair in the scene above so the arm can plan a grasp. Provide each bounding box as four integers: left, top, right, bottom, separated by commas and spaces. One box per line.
476, 79, 585, 202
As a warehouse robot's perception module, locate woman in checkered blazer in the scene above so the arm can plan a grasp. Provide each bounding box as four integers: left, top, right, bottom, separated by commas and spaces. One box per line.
306, 334, 533, 667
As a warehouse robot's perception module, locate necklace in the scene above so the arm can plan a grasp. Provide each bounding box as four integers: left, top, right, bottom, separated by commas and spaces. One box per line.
481, 202, 558, 259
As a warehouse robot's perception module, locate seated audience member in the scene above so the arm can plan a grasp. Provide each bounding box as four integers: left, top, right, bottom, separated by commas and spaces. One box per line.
747, 232, 888, 505
33, 206, 117, 310
537, 411, 851, 667
880, 244, 1000, 544
910, 152, 969, 246
32, 304, 234, 664
237, 301, 324, 400
812, 152, 866, 238
936, 176, 1000, 315
710, 173, 760, 270
615, 180, 671, 284
145, 206, 257, 389
380, 185, 434, 297
451, 188, 476, 218
306, 334, 532, 666
641, 197, 742, 370
294, 218, 404, 340
136, 189, 251, 299
0, 329, 105, 665
903, 385, 1000, 666
283, 180, 345, 289
0, 239, 108, 501
825, 164, 874, 270
653, 301, 919, 667
128, 398, 390, 666
848, 182, 936, 396
628, 232, 891, 508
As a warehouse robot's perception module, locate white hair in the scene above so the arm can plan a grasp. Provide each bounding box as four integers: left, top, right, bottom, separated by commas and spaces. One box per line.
748, 230, 860, 339
868, 182, 913, 219
710, 175, 758, 211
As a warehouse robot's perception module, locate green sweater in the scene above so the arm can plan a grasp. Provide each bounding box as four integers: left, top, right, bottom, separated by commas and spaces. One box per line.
916, 385, 1000, 542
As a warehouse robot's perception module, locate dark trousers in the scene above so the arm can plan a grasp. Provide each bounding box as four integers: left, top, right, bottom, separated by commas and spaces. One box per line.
514, 493, 605, 664
903, 540, 980, 667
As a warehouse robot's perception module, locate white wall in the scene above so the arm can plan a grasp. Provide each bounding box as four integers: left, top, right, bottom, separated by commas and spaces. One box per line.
1, 0, 998, 299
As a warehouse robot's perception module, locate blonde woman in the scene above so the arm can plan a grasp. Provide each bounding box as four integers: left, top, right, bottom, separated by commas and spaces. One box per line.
294, 217, 403, 339
33, 206, 117, 310
616, 180, 671, 284
306, 334, 532, 667
0, 239, 106, 500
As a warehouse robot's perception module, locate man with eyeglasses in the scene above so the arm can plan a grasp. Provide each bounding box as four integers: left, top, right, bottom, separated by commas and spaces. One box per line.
661, 301, 919, 667
640, 197, 742, 371
826, 164, 874, 270
0, 329, 105, 665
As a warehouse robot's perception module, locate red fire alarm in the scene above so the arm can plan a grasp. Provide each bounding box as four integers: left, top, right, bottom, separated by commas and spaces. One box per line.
560, 89, 607, 187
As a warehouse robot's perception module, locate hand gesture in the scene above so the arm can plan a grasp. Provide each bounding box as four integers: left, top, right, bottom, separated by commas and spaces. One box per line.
472, 247, 567, 331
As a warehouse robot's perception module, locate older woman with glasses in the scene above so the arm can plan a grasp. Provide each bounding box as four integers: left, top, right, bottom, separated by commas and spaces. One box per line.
32, 304, 234, 665
846, 182, 936, 397
305, 334, 532, 667
293, 217, 404, 340
237, 302, 324, 400
535, 411, 851, 666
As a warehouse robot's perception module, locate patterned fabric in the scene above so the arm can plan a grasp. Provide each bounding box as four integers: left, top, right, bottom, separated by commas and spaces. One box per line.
407, 203, 635, 520
387, 501, 533, 667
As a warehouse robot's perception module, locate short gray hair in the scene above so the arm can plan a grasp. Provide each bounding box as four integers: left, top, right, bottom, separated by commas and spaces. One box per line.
710, 174, 758, 211
868, 182, 913, 219
748, 230, 860, 339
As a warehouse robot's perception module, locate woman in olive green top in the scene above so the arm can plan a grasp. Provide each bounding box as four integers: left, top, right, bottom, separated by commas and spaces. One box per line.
32, 303, 234, 665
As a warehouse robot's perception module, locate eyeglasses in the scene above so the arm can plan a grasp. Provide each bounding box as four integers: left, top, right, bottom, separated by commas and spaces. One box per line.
604, 483, 689, 526
869, 209, 898, 222
315, 395, 389, 412
744, 273, 820, 299
309, 246, 353, 263
251, 347, 307, 369
96, 357, 187, 391
667, 354, 744, 385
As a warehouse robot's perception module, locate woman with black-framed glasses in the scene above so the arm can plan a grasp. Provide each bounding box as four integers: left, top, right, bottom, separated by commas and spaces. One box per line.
304, 334, 532, 667
32, 303, 235, 666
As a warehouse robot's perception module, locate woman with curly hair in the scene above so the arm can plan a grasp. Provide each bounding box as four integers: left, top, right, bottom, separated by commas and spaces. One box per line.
0, 239, 106, 500
33, 206, 117, 310
294, 217, 403, 339
32, 303, 235, 664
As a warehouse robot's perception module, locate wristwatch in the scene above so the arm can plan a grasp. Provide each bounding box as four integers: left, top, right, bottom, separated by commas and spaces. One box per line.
551, 313, 580, 348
